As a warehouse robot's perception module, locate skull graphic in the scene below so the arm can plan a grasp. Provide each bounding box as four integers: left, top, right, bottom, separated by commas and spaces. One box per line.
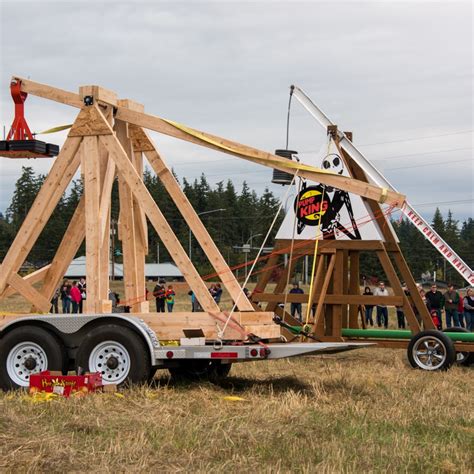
321, 154, 344, 175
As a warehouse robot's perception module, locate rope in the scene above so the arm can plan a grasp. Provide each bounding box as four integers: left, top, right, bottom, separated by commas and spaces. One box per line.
217, 171, 300, 340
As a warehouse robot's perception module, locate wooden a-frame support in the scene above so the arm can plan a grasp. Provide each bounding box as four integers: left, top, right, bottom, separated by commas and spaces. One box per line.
0, 78, 409, 341
250, 131, 435, 341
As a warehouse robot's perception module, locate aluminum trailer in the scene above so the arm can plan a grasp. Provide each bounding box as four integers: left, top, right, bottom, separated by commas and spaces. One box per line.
0, 313, 371, 390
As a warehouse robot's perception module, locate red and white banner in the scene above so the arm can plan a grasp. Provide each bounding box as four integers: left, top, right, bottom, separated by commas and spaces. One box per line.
403, 204, 474, 286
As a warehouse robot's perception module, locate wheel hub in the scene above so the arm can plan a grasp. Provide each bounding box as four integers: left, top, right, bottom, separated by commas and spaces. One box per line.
413, 337, 446, 370
88, 341, 130, 384
6, 342, 48, 387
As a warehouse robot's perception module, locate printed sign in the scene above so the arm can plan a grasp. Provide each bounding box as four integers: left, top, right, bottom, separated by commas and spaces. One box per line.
276, 146, 387, 241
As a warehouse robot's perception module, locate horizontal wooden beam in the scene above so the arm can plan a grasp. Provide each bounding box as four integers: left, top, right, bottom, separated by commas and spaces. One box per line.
274, 240, 386, 253
14, 76, 404, 206
252, 293, 404, 306
0, 265, 51, 299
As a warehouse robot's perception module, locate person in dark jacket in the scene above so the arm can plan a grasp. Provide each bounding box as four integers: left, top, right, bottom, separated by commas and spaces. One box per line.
425, 284, 444, 329
289, 283, 304, 321
363, 286, 374, 326
463, 289, 474, 332
60, 279, 72, 314
153, 282, 166, 312
444, 284, 460, 328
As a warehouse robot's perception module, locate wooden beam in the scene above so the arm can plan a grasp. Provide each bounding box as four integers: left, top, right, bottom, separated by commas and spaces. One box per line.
377, 250, 421, 333
0, 265, 51, 299
69, 105, 114, 137
0, 135, 82, 294
114, 107, 404, 206
82, 136, 102, 313
40, 197, 86, 303
99, 157, 116, 244
348, 251, 361, 328
313, 254, 336, 336
252, 293, 404, 305
143, 143, 254, 311
100, 134, 219, 312
332, 250, 344, 336
7, 273, 51, 313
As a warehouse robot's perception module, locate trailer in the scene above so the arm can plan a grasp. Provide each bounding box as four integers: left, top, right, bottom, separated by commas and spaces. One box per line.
0, 313, 370, 390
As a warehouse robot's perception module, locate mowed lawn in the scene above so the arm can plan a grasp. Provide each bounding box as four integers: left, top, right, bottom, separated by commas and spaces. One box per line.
0, 282, 473, 472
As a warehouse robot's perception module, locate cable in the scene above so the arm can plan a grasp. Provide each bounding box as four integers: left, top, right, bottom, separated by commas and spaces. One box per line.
286, 85, 295, 150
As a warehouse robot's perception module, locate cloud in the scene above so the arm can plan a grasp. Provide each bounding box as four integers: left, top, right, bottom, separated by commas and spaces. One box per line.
0, 0, 472, 221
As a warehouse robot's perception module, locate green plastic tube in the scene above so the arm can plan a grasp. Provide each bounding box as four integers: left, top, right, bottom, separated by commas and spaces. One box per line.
341, 328, 474, 343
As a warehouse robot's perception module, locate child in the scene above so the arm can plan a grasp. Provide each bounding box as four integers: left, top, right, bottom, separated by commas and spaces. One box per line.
165, 285, 176, 313
430, 309, 441, 330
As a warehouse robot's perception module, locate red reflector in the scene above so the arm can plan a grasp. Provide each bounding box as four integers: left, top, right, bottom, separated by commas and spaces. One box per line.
250, 348, 258, 357
259, 348, 267, 357
211, 352, 238, 359
166, 351, 174, 359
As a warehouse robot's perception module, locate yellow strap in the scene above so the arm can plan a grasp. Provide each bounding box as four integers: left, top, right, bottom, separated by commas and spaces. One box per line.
162, 118, 338, 176
36, 124, 73, 134
379, 187, 388, 204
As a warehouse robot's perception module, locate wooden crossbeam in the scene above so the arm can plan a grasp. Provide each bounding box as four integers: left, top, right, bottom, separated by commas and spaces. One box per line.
14, 77, 405, 206
312, 254, 336, 336
141, 133, 254, 312
0, 134, 82, 295
0, 265, 51, 299
99, 133, 220, 313
7, 273, 51, 313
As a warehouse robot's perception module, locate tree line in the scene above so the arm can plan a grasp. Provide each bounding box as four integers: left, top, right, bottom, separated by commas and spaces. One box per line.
1, 166, 472, 286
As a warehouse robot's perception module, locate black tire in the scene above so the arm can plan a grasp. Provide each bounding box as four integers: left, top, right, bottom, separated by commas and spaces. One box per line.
169, 361, 232, 382
0, 326, 66, 390
407, 330, 456, 371
76, 324, 150, 386
443, 327, 474, 366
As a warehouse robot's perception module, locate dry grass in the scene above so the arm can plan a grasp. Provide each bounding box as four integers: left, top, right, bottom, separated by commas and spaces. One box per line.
1, 283, 473, 472
0, 351, 473, 473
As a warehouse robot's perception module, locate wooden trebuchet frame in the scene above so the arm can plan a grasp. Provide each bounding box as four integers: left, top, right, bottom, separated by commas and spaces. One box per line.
250, 129, 435, 344
0, 78, 407, 341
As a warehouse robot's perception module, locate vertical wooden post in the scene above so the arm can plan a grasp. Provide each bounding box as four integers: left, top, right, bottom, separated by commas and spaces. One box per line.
331, 250, 344, 336
348, 251, 360, 328
82, 136, 102, 313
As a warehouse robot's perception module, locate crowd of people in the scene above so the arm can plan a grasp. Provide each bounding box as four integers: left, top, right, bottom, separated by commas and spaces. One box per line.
287, 280, 474, 331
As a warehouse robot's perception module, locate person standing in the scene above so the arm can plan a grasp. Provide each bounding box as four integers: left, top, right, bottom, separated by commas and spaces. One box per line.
463, 289, 474, 332
70, 281, 82, 314
373, 281, 389, 328
425, 284, 444, 328
214, 283, 223, 304
165, 285, 176, 313
289, 283, 304, 321
443, 284, 460, 328
50, 288, 60, 314
60, 279, 72, 314
363, 286, 374, 326
153, 282, 166, 312
78, 277, 87, 313
458, 291, 466, 328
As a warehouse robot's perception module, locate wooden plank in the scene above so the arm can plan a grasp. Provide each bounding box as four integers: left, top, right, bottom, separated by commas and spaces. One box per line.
238, 312, 275, 325
275, 239, 385, 252
115, 120, 141, 312
348, 251, 360, 328
342, 249, 349, 328
79, 85, 118, 107
40, 197, 86, 302
82, 136, 102, 313
132, 150, 149, 253
252, 293, 404, 306
377, 250, 421, 333
115, 107, 404, 206
14, 76, 84, 108
390, 249, 435, 330
99, 157, 116, 244
7, 273, 51, 313
313, 254, 335, 336
144, 144, 254, 311
331, 250, 344, 336
0, 135, 82, 294
1, 265, 51, 299
69, 105, 114, 137
100, 134, 220, 312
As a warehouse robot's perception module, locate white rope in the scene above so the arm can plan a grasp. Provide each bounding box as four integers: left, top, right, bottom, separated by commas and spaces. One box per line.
218, 171, 300, 339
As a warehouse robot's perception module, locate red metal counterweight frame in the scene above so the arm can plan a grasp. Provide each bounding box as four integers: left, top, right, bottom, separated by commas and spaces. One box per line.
7, 80, 34, 141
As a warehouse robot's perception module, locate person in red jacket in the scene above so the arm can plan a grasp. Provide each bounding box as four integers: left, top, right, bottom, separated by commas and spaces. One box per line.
70, 281, 82, 314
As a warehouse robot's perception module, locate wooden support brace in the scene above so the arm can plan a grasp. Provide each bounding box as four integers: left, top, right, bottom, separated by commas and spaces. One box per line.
7, 273, 51, 313
313, 254, 336, 336
99, 134, 219, 313
348, 251, 361, 328
1, 264, 51, 299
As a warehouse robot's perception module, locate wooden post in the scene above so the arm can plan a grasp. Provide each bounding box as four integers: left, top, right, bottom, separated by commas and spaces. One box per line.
348, 251, 360, 328
100, 133, 219, 312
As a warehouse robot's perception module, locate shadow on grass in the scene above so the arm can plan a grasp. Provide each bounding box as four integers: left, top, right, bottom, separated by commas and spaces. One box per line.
150, 373, 313, 395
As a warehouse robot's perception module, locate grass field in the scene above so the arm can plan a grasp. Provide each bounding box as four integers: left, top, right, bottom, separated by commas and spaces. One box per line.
1, 282, 473, 472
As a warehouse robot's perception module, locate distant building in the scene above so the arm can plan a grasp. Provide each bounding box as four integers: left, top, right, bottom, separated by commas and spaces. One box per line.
64, 256, 184, 281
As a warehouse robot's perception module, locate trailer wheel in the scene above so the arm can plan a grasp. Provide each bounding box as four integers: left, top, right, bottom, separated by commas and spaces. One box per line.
76, 324, 150, 386
407, 330, 456, 371
169, 361, 232, 382
443, 327, 474, 366
0, 326, 66, 390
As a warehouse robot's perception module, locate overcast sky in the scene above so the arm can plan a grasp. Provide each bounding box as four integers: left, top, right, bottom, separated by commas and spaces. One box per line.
0, 0, 472, 223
